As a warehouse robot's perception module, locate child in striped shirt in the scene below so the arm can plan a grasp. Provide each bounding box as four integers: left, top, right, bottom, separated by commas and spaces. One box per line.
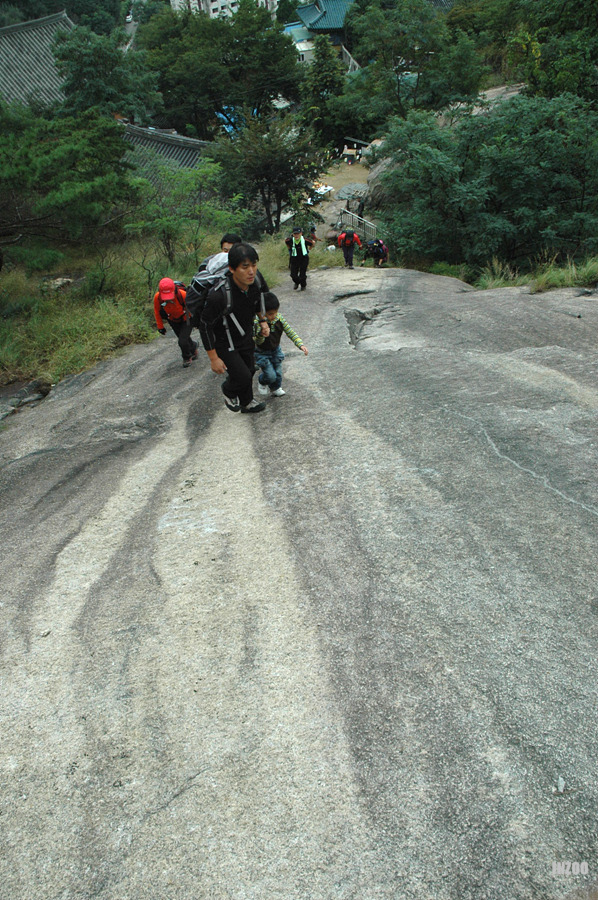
254, 292, 308, 397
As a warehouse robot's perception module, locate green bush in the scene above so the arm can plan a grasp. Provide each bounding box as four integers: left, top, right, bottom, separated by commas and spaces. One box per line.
378, 94, 598, 268
5, 244, 65, 274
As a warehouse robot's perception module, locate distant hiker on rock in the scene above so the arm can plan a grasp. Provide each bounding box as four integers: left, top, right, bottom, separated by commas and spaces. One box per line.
337, 230, 362, 269
153, 277, 198, 368
254, 292, 308, 398
285, 226, 315, 291
199, 242, 269, 414
361, 238, 389, 268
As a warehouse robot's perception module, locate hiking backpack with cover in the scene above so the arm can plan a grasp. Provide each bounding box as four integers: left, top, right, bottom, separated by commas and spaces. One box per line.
185, 254, 230, 324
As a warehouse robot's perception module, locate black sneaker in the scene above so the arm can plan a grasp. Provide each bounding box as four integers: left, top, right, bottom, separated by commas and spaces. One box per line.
293, 283, 299, 290
241, 399, 266, 413
224, 395, 240, 412
183, 358, 192, 368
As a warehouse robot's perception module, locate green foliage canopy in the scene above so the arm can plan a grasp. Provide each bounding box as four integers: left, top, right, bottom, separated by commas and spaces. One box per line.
212, 116, 327, 233
0, 102, 137, 245
126, 154, 248, 271
13, 0, 121, 33
332, 0, 486, 140
138, 1, 301, 139
300, 35, 347, 147
377, 94, 598, 267
448, 0, 598, 101
53, 27, 162, 124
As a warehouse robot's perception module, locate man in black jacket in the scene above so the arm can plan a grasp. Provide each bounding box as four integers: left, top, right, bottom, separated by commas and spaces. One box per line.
285, 226, 315, 291
199, 243, 269, 414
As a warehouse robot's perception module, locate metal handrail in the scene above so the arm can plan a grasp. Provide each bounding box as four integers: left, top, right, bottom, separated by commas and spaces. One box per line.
339, 210, 377, 242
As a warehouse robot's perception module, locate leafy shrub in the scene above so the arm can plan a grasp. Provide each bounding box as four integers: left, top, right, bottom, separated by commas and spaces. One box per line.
5, 244, 65, 274
378, 94, 598, 269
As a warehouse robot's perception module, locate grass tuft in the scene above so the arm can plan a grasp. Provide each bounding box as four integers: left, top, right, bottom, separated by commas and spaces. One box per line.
475, 258, 529, 290
529, 256, 598, 294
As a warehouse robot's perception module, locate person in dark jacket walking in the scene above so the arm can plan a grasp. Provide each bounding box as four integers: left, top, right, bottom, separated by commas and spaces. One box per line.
199, 243, 269, 413
285, 226, 315, 291
153, 277, 198, 367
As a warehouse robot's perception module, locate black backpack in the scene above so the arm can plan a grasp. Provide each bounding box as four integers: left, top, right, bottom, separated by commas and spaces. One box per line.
189, 271, 267, 349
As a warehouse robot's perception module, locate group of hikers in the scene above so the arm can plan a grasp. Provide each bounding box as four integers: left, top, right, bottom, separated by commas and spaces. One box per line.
285, 224, 389, 288
154, 233, 308, 414
153, 226, 389, 413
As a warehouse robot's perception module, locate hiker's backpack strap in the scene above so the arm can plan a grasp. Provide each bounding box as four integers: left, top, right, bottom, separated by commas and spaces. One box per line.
255, 270, 266, 317
219, 278, 245, 351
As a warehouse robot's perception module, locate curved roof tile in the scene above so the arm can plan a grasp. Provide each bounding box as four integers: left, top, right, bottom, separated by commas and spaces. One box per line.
0, 11, 75, 106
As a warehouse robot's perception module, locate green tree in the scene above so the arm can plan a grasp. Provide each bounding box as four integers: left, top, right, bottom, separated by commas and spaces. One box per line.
350, 0, 448, 118
377, 94, 598, 267
447, 0, 598, 98
16, 0, 121, 33
0, 4, 24, 27
347, 0, 485, 122
139, 3, 301, 139
213, 116, 326, 233
139, 9, 233, 138
131, 0, 169, 26
446, 0, 524, 74
0, 102, 137, 246
228, 0, 301, 119
53, 27, 162, 124
276, 0, 299, 25
300, 36, 347, 147
421, 29, 488, 108
126, 154, 248, 273
327, 68, 398, 144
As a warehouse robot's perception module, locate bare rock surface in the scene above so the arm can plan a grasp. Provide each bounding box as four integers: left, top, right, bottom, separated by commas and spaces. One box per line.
1, 265, 597, 900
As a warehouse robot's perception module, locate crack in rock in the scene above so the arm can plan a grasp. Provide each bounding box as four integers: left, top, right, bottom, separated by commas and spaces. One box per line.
331, 289, 376, 304
344, 307, 382, 347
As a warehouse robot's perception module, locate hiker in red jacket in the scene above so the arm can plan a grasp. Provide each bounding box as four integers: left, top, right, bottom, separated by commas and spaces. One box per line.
153, 277, 198, 368
337, 230, 362, 269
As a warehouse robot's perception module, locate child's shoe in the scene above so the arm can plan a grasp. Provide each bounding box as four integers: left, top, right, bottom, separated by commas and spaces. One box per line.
257, 382, 270, 396
271, 388, 286, 397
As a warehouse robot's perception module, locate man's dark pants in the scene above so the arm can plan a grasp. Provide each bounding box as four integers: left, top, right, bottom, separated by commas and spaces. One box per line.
168, 317, 196, 361
290, 256, 309, 288
217, 344, 255, 407
342, 244, 355, 267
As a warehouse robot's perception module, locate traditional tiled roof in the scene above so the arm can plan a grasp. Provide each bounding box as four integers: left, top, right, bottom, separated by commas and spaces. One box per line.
295, 0, 452, 35
124, 125, 211, 183
295, 0, 353, 32
283, 22, 312, 42
124, 124, 210, 168
0, 11, 75, 107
